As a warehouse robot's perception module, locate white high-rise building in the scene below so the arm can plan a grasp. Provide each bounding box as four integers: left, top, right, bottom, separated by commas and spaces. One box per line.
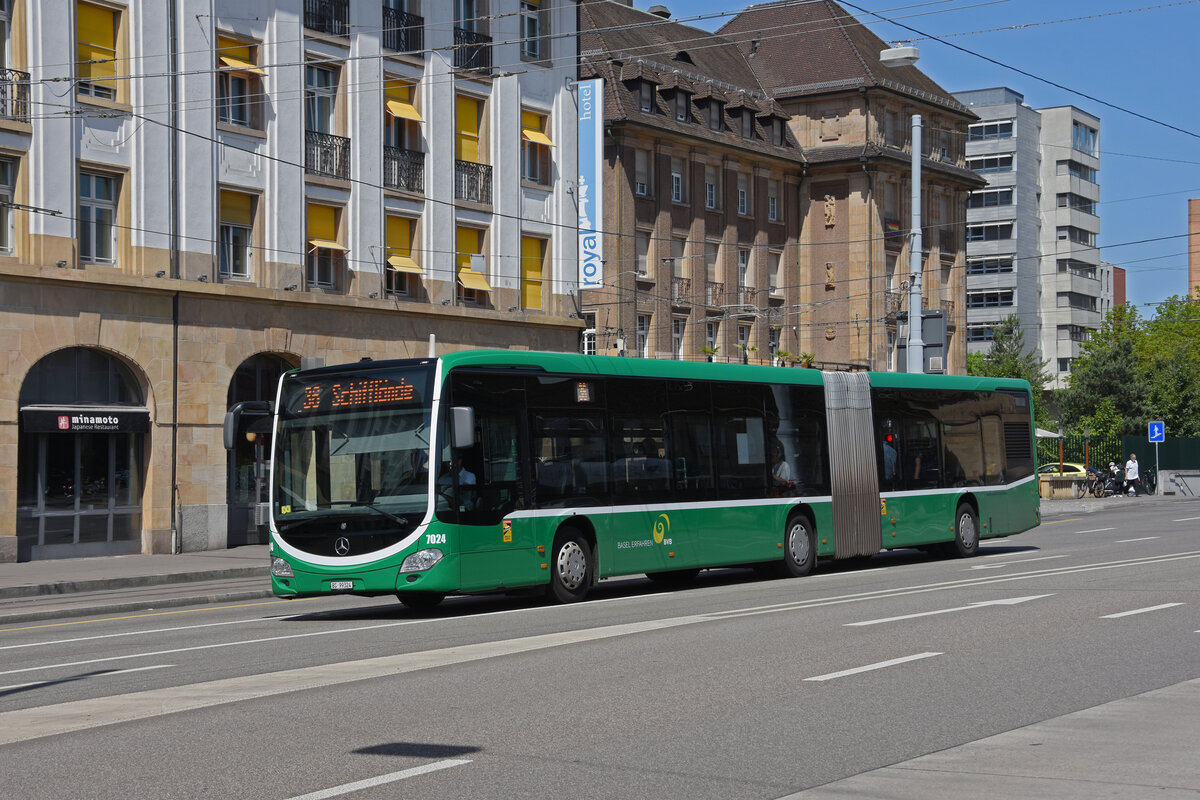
955, 88, 1106, 388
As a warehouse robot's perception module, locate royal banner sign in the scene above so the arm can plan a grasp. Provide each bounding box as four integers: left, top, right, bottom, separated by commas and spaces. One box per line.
22, 407, 151, 434
577, 78, 604, 288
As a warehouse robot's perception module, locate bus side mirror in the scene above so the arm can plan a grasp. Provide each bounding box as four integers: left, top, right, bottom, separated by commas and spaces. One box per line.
224, 401, 272, 450
451, 406, 476, 450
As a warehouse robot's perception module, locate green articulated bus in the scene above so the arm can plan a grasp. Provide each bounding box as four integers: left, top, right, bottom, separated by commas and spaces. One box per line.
254, 350, 1040, 609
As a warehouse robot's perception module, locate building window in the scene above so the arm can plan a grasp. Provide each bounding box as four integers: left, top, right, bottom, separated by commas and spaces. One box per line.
521, 110, 552, 185
1058, 324, 1092, 343
704, 165, 719, 209
737, 173, 751, 216
768, 250, 782, 294
884, 110, 901, 146
1072, 122, 1098, 156
216, 36, 264, 128
737, 248, 751, 302
966, 155, 1013, 174
305, 64, 336, 134
456, 226, 491, 304
1058, 358, 1073, 373
708, 100, 723, 131
1057, 292, 1097, 311
737, 324, 751, 361
384, 77, 422, 151
671, 317, 686, 360
705, 320, 719, 352
967, 189, 1013, 209
767, 179, 779, 221
219, 190, 254, 279
966, 290, 1014, 309
675, 91, 689, 122
0, 157, 12, 255
966, 257, 1014, 275
79, 171, 117, 265
966, 326, 995, 343
967, 120, 1013, 140
1057, 193, 1096, 215
635, 231, 650, 277
636, 314, 650, 357
305, 203, 345, 289
639, 80, 654, 113
520, 0, 542, 60
1057, 160, 1097, 182
770, 117, 786, 147
670, 157, 686, 203
582, 311, 597, 355
634, 148, 650, 196
704, 241, 720, 300
966, 223, 1014, 242
1057, 226, 1095, 246
1058, 259, 1096, 279
76, 2, 119, 100
386, 215, 421, 297
521, 235, 545, 310
740, 109, 753, 138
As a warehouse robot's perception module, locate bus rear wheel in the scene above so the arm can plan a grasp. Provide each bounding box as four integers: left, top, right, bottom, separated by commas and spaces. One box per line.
546, 528, 592, 604
950, 503, 979, 558
779, 512, 816, 578
397, 592, 445, 611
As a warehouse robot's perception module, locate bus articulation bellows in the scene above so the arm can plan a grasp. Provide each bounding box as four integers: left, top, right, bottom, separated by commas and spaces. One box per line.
240, 351, 1039, 609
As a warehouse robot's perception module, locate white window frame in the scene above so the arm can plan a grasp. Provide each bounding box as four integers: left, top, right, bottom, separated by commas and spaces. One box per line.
0, 157, 12, 255
79, 170, 117, 265
671, 317, 686, 360
219, 222, 252, 279
636, 314, 650, 358
520, 1, 541, 59
305, 64, 336, 134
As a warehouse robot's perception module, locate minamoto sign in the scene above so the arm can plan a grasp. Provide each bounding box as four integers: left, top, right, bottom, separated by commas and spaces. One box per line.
22, 407, 151, 434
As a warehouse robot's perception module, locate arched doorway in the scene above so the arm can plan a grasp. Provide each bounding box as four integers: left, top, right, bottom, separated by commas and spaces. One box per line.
17, 348, 149, 561
227, 353, 295, 546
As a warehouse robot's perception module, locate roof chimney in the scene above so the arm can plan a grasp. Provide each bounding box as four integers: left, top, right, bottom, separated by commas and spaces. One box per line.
648, 5, 671, 18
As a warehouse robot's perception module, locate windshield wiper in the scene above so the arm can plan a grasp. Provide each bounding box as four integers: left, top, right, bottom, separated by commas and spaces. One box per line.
325, 500, 411, 529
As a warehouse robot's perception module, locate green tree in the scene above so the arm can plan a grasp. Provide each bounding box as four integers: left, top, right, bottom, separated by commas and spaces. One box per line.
1138, 296, 1200, 436
967, 315, 1051, 426
1056, 304, 1148, 435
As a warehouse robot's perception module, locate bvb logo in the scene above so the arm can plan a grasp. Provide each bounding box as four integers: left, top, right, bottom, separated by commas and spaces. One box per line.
653, 513, 670, 544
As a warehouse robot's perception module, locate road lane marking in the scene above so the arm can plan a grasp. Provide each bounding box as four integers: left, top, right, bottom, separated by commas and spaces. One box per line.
1117, 537, 1159, 543
845, 595, 1053, 626
1039, 517, 1084, 525
804, 652, 942, 682
1174, 517, 1200, 522
0, 617, 279, 651
4, 550, 1199, 745
970, 556, 1066, 569
0, 664, 174, 693
1101, 603, 1184, 619
0, 598, 306, 633
1077, 527, 1115, 534
285, 760, 471, 800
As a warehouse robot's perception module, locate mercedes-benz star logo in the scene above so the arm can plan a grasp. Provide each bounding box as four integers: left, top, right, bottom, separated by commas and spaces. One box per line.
334, 537, 351, 556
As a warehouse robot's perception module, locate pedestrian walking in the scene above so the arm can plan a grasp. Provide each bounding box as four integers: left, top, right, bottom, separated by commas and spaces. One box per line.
1124, 453, 1140, 496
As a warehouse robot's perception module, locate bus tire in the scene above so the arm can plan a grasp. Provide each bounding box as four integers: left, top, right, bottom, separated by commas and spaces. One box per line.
781, 512, 816, 578
951, 503, 979, 558
546, 528, 592, 604
397, 592, 445, 611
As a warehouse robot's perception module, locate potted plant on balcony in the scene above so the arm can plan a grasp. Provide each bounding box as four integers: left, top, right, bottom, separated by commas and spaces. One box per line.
774, 349, 792, 367
701, 345, 719, 363
798, 352, 816, 368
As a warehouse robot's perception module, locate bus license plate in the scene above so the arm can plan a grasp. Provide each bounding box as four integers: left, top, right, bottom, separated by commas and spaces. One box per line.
330, 581, 354, 590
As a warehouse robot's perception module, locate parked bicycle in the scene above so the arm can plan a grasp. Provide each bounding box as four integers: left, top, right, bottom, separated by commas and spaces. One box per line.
1088, 463, 1124, 498
1141, 466, 1158, 495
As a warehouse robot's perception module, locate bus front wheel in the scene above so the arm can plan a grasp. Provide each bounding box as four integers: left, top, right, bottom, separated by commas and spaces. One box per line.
546, 528, 592, 604
950, 503, 979, 558
781, 512, 816, 578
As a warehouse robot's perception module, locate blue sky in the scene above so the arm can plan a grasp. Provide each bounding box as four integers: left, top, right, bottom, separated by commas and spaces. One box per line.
633, 0, 1200, 309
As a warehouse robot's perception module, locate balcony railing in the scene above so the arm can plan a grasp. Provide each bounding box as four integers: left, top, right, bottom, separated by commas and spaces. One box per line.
885, 290, 902, 317
455, 160, 492, 204
304, 0, 350, 36
383, 146, 424, 194
0, 68, 30, 123
671, 277, 691, 305
305, 130, 351, 180
383, 8, 423, 53
454, 27, 493, 72
705, 281, 724, 306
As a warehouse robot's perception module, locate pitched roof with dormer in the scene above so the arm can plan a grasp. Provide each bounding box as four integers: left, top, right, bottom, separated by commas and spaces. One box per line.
579, 0, 805, 164
718, 0, 971, 116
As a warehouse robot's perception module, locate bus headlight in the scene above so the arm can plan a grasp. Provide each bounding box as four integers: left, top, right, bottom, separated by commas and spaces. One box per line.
271, 557, 294, 578
400, 548, 443, 573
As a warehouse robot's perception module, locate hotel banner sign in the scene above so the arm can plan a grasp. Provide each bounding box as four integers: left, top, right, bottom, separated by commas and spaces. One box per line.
22, 406, 151, 434
577, 78, 604, 288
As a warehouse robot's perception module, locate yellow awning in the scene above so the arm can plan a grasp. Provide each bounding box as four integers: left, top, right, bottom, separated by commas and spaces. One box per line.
309, 239, 347, 252
521, 127, 554, 146
457, 267, 491, 291
385, 99, 423, 122
218, 53, 266, 75
387, 255, 423, 274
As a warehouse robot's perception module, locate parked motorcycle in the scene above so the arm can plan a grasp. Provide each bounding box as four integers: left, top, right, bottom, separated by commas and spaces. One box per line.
1088, 463, 1125, 498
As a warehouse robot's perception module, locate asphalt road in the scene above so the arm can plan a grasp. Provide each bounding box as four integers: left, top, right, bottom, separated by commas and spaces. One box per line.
1, 500, 1197, 799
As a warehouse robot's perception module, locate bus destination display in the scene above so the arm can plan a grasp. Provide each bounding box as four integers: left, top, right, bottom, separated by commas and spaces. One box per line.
297, 376, 420, 414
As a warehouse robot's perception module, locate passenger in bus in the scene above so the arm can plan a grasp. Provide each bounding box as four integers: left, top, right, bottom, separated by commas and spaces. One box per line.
772, 442, 796, 496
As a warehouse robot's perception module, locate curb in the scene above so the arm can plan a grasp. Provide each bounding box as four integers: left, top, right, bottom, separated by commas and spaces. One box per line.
0, 588, 280, 626
0, 566, 270, 601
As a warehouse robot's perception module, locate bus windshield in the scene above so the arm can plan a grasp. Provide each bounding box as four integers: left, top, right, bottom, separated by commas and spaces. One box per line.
273, 365, 435, 528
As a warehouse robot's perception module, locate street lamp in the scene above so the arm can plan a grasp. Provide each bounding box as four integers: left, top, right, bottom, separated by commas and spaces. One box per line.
880, 44, 923, 373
